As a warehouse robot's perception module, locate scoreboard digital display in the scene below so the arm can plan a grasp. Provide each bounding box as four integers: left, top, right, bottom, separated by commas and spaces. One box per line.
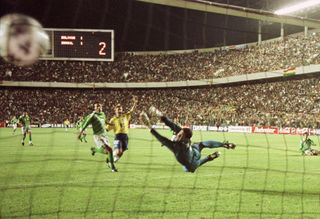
43, 29, 114, 61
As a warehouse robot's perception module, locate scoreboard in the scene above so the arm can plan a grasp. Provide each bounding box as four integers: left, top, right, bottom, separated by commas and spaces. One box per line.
42, 29, 114, 61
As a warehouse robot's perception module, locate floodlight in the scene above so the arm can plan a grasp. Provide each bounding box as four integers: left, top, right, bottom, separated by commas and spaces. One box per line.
274, 0, 320, 15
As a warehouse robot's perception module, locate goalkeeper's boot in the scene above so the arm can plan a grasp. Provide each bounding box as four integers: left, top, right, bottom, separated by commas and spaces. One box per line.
21, 140, 24, 146
29, 141, 33, 146
223, 141, 236, 149
149, 106, 163, 117
90, 147, 96, 156
207, 151, 221, 161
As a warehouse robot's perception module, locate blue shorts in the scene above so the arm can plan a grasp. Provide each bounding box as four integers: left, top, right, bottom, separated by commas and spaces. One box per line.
114, 133, 129, 151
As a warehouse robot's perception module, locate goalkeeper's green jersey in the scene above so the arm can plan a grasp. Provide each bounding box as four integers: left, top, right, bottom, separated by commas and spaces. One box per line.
81, 112, 106, 135
300, 138, 315, 154
18, 115, 31, 127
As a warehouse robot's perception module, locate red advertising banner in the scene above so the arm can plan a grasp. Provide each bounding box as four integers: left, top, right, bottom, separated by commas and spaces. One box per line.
279, 127, 316, 135
278, 127, 291, 134
252, 126, 279, 134
252, 126, 316, 135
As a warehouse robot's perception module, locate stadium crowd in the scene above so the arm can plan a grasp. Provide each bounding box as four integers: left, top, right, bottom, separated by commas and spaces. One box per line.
1, 76, 320, 128
1, 32, 320, 83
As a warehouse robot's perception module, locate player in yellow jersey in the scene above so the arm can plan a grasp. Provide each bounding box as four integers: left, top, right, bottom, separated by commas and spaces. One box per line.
64, 119, 70, 132
106, 96, 138, 162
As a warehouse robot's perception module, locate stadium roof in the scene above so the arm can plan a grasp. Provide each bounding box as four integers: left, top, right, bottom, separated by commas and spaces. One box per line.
1, 0, 320, 52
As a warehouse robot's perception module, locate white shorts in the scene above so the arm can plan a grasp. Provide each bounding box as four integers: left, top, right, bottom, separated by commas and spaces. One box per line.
93, 134, 110, 148
13, 124, 17, 129
22, 126, 31, 134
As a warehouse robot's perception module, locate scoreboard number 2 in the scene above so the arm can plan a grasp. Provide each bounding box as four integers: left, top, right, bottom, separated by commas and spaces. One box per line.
52, 29, 113, 61
99, 42, 107, 55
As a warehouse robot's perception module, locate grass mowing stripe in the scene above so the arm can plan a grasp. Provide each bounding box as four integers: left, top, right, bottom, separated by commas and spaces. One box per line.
1, 128, 320, 218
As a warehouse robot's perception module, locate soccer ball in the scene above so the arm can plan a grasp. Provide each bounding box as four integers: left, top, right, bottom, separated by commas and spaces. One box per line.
0, 14, 50, 66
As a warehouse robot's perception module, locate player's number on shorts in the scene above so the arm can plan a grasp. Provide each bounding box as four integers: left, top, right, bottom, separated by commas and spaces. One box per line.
99, 42, 106, 56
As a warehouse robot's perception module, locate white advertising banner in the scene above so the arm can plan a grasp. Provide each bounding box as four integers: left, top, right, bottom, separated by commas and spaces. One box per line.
228, 126, 252, 133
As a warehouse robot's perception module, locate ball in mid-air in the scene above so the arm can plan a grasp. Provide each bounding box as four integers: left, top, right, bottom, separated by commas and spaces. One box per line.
0, 14, 50, 66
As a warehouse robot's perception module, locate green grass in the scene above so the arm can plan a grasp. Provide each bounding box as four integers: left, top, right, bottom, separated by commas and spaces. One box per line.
0, 128, 320, 219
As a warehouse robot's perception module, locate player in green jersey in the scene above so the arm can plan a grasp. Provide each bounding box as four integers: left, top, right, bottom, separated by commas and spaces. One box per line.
300, 132, 320, 156
76, 116, 87, 143
78, 103, 117, 172
9, 116, 18, 135
18, 112, 33, 146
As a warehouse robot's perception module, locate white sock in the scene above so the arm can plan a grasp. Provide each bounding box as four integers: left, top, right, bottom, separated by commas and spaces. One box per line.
114, 155, 120, 163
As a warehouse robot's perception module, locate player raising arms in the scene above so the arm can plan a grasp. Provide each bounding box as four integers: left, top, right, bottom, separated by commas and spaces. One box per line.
106, 96, 138, 163
140, 106, 236, 173
78, 103, 117, 172
9, 115, 18, 135
18, 112, 33, 146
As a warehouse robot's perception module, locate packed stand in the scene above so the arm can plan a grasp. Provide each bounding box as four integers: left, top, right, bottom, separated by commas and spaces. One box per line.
1, 32, 320, 83
1, 76, 320, 128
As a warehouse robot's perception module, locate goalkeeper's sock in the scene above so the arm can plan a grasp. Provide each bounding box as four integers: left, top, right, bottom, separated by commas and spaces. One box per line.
29, 134, 32, 141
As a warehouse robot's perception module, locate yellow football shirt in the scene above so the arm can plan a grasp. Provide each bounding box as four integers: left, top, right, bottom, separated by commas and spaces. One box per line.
107, 112, 131, 134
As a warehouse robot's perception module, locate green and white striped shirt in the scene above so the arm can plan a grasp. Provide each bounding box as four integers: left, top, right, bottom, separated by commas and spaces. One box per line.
81, 112, 107, 135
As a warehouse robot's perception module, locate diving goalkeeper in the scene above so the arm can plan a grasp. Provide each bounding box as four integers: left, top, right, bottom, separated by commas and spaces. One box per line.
140, 106, 236, 173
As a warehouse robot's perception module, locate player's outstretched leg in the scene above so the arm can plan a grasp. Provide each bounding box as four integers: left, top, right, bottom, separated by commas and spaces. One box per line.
198, 140, 236, 151
198, 151, 221, 167
104, 145, 117, 172
113, 149, 123, 163
21, 132, 26, 146
223, 141, 236, 149
28, 131, 33, 146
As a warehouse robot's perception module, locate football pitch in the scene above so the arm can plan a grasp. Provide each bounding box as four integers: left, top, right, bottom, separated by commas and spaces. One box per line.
0, 128, 320, 219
